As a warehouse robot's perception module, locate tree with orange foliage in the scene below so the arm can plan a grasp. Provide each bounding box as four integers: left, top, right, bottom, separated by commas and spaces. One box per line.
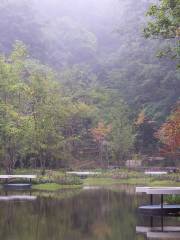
91, 122, 111, 164
156, 103, 180, 159
135, 110, 146, 125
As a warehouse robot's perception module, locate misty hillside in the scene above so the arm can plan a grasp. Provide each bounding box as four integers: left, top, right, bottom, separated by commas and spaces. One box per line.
1, 3, 180, 237
0, 0, 179, 169
0, 0, 179, 121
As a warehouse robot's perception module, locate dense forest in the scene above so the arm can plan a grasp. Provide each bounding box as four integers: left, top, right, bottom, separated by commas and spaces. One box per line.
0, 0, 179, 172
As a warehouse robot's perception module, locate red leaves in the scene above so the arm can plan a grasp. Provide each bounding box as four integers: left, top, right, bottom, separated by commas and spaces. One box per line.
156, 103, 180, 156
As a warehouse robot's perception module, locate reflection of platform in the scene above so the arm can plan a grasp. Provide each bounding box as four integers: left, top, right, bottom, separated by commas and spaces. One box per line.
0, 195, 37, 201
148, 231, 180, 239
136, 226, 180, 239
139, 205, 180, 216
3, 183, 32, 190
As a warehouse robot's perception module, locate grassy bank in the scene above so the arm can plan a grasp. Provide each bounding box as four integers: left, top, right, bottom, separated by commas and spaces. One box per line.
32, 183, 82, 191
0, 169, 83, 191
0, 168, 179, 191
83, 177, 180, 187
83, 168, 180, 187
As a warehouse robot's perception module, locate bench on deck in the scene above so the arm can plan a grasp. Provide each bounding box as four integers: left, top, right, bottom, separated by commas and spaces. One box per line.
136, 187, 180, 215
0, 175, 37, 189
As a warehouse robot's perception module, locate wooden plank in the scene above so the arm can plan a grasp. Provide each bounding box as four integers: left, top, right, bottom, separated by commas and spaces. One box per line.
136, 186, 169, 193
0, 175, 37, 179
136, 187, 180, 195
145, 171, 167, 175
147, 188, 180, 195
136, 186, 150, 193
136, 226, 180, 233
136, 226, 152, 233
147, 231, 180, 239
66, 171, 100, 176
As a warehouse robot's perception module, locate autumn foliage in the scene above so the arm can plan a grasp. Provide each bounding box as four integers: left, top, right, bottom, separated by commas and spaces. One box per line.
156, 103, 180, 156
90, 122, 111, 164
91, 122, 111, 143
135, 111, 146, 125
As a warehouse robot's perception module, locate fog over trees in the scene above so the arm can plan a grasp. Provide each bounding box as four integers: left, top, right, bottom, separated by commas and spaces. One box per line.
0, 0, 179, 171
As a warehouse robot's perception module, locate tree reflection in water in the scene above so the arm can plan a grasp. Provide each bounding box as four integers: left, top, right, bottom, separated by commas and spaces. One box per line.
0, 187, 179, 240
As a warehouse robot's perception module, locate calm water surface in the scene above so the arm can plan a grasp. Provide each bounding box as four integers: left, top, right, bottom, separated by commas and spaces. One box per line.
0, 186, 179, 240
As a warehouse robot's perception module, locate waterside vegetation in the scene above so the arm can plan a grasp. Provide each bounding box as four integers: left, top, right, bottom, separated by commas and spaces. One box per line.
1, 169, 179, 191
0, 0, 179, 176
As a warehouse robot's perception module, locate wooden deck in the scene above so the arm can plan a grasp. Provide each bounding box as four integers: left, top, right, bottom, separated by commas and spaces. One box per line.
144, 171, 167, 175
136, 187, 180, 216
147, 231, 180, 239
0, 175, 36, 179
137, 226, 180, 233
0, 175, 37, 189
136, 226, 180, 239
136, 187, 180, 194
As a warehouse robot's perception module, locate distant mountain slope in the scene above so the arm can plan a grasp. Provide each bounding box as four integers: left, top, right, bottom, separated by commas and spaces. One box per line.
0, 0, 179, 121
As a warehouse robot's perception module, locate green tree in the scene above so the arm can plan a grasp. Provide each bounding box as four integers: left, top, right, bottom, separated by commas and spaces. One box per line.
109, 102, 135, 163
99, 93, 135, 164
0, 42, 68, 172
0, 42, 29, 173
144, 0, 180, 66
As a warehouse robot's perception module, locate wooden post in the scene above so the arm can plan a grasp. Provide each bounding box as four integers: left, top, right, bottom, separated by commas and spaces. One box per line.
150, 194, 153, 205
161, 194, 163, 209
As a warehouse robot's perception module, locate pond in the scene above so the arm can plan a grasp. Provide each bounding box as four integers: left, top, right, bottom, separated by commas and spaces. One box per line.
0, 185, 179, 240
